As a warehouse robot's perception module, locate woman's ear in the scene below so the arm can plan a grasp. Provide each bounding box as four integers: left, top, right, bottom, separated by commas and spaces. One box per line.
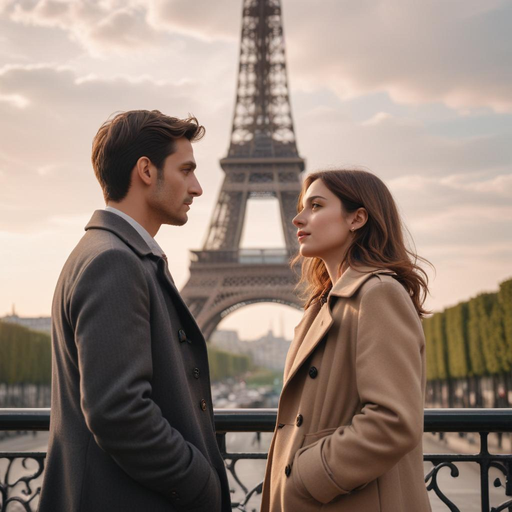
352, 207, 368, 229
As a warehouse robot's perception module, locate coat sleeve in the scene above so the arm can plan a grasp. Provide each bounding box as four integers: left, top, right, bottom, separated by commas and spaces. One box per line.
69, 248, 219, 510
293, 279, 425, 504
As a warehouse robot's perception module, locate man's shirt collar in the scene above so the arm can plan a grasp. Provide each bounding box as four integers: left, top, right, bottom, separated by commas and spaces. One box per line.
104, 206, 164, 258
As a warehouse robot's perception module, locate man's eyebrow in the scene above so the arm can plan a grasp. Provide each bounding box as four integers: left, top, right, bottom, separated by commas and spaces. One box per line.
182, 160, 197, 170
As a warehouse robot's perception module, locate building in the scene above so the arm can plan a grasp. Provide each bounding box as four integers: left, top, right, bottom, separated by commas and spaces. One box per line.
1, 305, 51, 334
210, 329, 291, 371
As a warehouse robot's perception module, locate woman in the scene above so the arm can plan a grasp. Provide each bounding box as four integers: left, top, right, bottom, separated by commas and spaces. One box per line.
261, 170, 432, 512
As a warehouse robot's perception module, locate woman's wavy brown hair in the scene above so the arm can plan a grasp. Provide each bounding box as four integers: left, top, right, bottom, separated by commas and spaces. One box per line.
293, 170, 432, 317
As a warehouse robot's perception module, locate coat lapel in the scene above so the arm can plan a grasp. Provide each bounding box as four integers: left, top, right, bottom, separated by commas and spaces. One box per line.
283, 303, 334, 392
283, 302, 318, 380
85, 210, 205, 343
155, 257, 204, 338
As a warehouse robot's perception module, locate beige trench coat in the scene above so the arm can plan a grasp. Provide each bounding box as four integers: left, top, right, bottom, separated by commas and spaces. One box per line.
261, 267, 432, 512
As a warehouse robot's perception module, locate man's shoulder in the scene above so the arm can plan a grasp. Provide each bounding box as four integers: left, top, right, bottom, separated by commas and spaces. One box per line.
78, 227, 133, 256
60, 228, 145, 285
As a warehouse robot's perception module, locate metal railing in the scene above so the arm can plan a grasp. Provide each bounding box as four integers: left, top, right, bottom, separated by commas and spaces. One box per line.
1, 408, 512, 511
190, 249, 294, 266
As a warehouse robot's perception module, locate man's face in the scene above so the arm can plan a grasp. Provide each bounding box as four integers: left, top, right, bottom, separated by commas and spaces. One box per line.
148, 137, 202, 226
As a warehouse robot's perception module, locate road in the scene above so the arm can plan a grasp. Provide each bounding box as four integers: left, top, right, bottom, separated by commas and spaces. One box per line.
1, 431, 511, 511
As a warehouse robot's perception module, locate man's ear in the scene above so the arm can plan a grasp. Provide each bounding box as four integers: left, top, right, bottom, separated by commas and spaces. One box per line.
134, 156, 153, 186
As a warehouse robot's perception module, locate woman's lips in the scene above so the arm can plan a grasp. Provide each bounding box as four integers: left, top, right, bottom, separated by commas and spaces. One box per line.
297, 231, 310, 242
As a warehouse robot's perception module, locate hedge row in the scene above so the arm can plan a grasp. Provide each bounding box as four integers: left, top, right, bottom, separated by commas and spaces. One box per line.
424, 278, 512, 380
0, 321, 51, 385
207, 346, 252, 382
0, 320, 252, 385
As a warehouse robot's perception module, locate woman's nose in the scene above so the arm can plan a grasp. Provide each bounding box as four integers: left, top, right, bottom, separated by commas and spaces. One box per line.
292, 213, 304, 227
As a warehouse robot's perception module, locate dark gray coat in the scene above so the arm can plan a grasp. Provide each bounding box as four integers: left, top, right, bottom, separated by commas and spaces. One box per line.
38, 210, 230, 512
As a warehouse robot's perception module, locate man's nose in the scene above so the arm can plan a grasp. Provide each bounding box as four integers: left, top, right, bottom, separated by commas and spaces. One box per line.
190, 174, 203, 197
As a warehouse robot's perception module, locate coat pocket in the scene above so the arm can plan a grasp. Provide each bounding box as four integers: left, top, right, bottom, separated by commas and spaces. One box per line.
290, 426, 357, 508
271, 424, 318, 511
302, 427, 339, 448
282, 428, 343, 511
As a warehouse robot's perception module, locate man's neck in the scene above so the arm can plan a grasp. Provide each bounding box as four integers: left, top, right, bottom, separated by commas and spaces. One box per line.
106, 201, 160, 237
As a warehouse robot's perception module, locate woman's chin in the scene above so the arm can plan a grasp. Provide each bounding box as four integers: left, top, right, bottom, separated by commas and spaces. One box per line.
299, 246, 318, 259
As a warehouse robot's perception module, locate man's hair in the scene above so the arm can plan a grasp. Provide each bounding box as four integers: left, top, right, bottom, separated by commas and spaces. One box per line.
91, 110, 205, 202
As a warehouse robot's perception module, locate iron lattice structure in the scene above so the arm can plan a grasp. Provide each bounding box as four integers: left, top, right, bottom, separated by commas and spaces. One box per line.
181, 0, 305, 339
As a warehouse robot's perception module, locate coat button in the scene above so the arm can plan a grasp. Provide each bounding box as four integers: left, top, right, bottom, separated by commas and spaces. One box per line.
200, 399, 207, 411
178, 329, 188, 343
170, 490, 180, 500
296, 414, 303, 427
193, 367, 200, 379
309, 366, 318, 379
285, 465, 291, 477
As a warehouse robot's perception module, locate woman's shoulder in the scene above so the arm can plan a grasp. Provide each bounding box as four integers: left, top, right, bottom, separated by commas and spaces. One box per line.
360, 271, 403, 293
358, 271, 409, 300
357, 272, 420, 324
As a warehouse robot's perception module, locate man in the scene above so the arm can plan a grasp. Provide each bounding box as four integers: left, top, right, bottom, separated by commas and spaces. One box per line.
38, 110, 231, 512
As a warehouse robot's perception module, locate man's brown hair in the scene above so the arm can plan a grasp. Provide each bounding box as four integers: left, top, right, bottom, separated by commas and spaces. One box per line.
91, 110, 205, 202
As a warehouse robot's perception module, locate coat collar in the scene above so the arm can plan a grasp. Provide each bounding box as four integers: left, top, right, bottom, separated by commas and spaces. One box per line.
329, 265, 397, 300
85, 210, 153, 258
282, 266, 396, 392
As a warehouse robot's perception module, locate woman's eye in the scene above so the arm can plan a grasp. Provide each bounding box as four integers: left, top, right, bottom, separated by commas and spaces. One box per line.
311, 203, 321, 210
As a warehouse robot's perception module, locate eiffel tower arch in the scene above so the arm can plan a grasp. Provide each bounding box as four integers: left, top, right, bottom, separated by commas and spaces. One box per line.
181, 0, 305, 340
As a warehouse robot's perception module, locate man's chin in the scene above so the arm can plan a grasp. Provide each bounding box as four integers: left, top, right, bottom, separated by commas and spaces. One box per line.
164, 214, 188, 227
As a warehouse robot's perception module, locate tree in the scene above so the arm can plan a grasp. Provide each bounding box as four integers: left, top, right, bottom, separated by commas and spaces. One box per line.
423, 316, 438, 382
474, 293, 505, 375
432, 312, 449, 381
445, 303, 470, 379
467, 297, 486, 378
498, 279, 512, 364
0, 321, 52, 406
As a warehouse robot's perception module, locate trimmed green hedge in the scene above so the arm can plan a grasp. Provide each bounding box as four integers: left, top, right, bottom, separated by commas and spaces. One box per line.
424, 278, 512, 380
0, 320, 252, 385
207, 346, 252, 382
0, 321, 51, 385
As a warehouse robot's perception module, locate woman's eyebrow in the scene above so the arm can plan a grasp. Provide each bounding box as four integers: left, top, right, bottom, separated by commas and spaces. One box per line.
306, 195, 327, 203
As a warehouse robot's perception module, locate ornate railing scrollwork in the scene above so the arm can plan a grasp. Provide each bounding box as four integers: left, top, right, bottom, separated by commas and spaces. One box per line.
2, 408, 512, 511
0, 453, 45, 511
425, 461, 460, 512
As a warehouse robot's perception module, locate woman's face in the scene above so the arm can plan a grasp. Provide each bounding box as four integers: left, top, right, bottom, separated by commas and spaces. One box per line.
293, 179, 353, 261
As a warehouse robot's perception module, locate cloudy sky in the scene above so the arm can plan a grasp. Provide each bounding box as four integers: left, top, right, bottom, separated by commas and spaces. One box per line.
1, 0, 511, 340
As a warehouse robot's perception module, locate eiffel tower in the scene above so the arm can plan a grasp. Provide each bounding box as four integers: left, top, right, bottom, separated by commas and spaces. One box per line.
181, 0, 305, 340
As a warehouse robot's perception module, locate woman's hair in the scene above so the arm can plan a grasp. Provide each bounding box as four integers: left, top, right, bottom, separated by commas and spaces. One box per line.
293, 169, 432, 317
